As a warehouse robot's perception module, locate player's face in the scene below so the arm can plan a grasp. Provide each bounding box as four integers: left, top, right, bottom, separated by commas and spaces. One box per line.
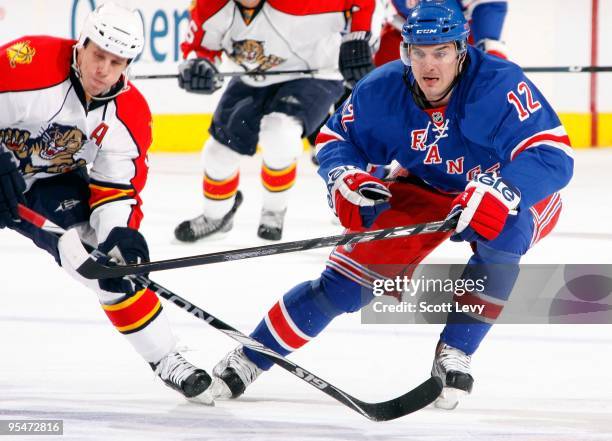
235, 0, 262, 7
77, 42, 129, 99
410, 43, 460, 105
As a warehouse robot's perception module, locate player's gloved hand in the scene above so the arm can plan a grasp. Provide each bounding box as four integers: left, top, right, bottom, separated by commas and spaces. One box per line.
0, 152, 26, 229
449, 172, 520, 243
327, 166, 392, 229
476, 38, 508, 59
178, 58, 223, 94
339, 32, 375, 89
97, 227, 150, 295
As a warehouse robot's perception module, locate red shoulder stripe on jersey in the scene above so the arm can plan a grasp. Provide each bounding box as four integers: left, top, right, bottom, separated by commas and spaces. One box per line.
181, 0, 229, 59
268, 0, 375, 32
114, 85, 152, 230
510, 133, 572, 160
0, 36, 73, 93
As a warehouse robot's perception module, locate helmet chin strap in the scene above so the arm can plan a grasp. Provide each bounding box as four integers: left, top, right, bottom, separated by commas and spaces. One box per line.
71, 44, 131, 102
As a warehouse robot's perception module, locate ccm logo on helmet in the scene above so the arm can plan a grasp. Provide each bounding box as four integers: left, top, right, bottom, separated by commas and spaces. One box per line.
416, 29, 437, 34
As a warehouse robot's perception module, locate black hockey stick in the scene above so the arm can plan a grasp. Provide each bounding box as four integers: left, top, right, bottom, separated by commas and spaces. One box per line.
17, 204, 443, 421
134, 68, 318, 80
73, 217, 459, 280
523, 65, 612, 73
134, 65, 612, 81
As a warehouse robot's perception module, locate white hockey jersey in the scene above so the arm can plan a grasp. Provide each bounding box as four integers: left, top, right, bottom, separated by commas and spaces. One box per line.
0, 36, 151, 243
181, 0, 376, 87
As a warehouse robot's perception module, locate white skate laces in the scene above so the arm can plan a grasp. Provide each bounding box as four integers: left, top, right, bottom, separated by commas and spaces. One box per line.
152, 352, 214, 404
431, 342, 474, 410
154, 352, 199, 386
211, 346, 262, 399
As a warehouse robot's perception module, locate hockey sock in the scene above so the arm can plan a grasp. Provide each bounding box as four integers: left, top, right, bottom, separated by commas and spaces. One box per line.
203, 171, 239, 219
244, 269, 368, 370
441, 242, 521, 355
102, 288, 177, 363
260, 161, 297, 211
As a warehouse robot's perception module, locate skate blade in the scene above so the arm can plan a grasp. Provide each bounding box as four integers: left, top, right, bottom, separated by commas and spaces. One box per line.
434, 387, 468, 410
186, 389, 216, 406
209, 377, 234, 400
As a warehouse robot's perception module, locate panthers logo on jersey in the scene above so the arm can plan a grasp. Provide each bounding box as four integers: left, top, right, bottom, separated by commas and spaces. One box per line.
230, 39, 285, 73
0, 123, 87, 175
6, 40, 36, 68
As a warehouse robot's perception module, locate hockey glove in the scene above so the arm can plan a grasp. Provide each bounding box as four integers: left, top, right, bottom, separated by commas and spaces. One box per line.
0, 152, 26, 229
449, 172, 520, 243
178, 58, 223, 94
476, 38, 508, 59
327, 166, 392, 229
98, 227, 150, 294
339, 32, 375, 89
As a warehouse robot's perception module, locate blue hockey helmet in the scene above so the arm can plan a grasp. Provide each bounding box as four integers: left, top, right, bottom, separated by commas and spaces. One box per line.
400, 0, 469, 64
402, 0, 469, 45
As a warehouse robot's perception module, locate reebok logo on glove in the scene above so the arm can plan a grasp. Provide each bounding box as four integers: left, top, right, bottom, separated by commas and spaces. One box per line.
451, 172, 520, 242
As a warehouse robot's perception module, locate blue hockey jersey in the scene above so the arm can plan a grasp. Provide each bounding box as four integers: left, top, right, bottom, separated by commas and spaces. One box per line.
315, 46, 574, 209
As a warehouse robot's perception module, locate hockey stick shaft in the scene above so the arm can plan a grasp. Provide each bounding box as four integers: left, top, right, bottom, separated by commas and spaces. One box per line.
16, 204, 442, 421
134, 65, 612, 81
523, 65, 612, 73
133, 68, 319, 80
75, 217, 458, 280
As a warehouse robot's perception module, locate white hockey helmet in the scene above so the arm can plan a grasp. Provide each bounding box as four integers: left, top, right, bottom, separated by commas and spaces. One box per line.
78, 2, 144, 62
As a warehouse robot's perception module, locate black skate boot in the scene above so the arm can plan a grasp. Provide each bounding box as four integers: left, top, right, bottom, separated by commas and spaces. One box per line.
150, 352, 214, 404
257, 207, 286, 241
210, 346, 262, 399
431, 341, 474, 410
174, 191, 243, 242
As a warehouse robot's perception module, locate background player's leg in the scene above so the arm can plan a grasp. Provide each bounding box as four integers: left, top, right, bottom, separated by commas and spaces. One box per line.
175, 137, 242, 242
257, 112, 303, 240
174, 78, 265, 242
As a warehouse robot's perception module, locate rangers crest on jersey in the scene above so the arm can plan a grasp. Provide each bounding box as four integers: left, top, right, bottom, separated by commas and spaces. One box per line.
0, 123, 87, 175
230, 39, 286, 73
6, 40, 36, 68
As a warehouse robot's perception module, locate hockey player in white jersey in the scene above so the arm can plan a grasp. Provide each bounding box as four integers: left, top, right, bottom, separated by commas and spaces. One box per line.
174, 0, 377, 242
0, 3, 213, 404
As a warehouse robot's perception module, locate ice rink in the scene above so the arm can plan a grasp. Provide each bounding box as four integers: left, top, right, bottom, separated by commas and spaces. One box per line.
1, 149, 611, 440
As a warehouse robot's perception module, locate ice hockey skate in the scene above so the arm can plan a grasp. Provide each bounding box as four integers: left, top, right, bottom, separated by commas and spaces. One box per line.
210, 346, 262, 399
174, 191, 243, 242
151, 352, 214, 405
257, 208, 286, 241
431, 341, 474, 410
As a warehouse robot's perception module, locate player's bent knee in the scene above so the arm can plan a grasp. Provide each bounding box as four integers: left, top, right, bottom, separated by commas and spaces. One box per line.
318, 268, 374, 314
202, 137, 241, 179
260, 112, 304, 168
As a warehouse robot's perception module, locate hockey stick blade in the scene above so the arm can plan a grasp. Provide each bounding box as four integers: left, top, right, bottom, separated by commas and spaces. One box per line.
17, 204, 442, 421
76, 216, 459, 280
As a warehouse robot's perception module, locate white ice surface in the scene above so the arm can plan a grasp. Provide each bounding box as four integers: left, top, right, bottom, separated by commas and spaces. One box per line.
1, 149, 611, 440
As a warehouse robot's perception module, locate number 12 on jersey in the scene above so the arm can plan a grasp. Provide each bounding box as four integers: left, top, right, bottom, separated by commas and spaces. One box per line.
507, 81, 542, 121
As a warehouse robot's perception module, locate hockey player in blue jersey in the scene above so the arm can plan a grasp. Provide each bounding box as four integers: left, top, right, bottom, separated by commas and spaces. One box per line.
209, 0, 573, 409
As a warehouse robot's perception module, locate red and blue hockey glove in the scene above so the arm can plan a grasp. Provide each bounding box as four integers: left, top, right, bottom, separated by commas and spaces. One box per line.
98, 227, 150, 294
0, 152, 26, 229
327, 166, 392, 229
450, 172, 520, 242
